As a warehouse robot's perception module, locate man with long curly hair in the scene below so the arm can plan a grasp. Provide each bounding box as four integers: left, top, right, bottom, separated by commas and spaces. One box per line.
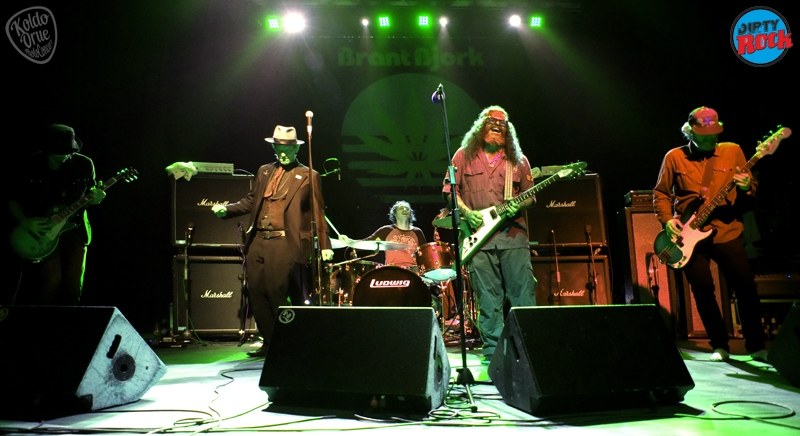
443, 106, 538, 365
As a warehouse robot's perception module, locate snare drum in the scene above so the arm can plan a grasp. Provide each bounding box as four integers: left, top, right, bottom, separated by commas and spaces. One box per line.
320, 260, 381, 306
414, 242, 456, 282
352, 266, 431, 307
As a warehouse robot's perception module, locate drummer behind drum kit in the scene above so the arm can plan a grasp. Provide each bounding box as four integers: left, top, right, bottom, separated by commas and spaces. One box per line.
320, 236, 462, 316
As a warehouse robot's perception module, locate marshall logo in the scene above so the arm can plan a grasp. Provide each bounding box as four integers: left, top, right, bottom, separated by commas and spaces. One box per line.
370, 279, 411, 288
198, 199, 231, 207
6, 6, 57, 64
200, 290, 234, 299
555, 289, 586, 297
546, 200, 577, 208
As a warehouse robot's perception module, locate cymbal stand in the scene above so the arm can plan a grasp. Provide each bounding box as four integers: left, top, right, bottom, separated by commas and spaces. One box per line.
435, 83, 477, 411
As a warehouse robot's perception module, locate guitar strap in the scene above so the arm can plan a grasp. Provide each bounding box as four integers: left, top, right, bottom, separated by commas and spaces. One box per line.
504, 159, 513, 200
699, 153, 718, 202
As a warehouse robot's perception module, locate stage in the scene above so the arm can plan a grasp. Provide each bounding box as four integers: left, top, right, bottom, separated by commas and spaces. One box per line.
1, 334, 799, 435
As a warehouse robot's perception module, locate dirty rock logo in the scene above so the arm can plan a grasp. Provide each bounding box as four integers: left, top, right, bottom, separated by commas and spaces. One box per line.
6, 6, 57, 64
730, 7, 792, 66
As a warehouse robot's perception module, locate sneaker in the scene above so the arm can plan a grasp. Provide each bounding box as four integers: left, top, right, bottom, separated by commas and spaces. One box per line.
750, 349, 769, 363
709, 348, 730, 362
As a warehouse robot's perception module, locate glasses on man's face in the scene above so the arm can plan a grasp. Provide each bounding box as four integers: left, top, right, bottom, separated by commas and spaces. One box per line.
485, 117, 508, 127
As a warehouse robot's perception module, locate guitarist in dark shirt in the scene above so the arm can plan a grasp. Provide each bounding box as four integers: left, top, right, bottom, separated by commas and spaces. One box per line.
7, 124, 105, 305
653, 107, 767, 363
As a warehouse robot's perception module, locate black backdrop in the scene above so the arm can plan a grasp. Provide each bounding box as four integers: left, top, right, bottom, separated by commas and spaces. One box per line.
3, 0, 797, 333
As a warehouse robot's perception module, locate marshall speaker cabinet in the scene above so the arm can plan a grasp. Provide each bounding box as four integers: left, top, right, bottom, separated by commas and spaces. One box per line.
171, 173, 254, 248
172, 255, 256, 338
531, 255, 611, 306
528, 173, 607, 249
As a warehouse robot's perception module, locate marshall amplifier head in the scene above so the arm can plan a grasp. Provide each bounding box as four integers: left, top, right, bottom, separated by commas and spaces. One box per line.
527, 174, 607, 248
171, 174, 253, 247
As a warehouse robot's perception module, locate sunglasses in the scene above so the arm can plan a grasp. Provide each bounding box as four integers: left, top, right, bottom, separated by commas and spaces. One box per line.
485, 117, 508, 127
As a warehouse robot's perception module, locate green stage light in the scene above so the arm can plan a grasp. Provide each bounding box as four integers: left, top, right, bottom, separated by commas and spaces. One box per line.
530, 16, 543, 27
378, 16, 390, 27
418, 15, 430, 27
265, 16, 280, 30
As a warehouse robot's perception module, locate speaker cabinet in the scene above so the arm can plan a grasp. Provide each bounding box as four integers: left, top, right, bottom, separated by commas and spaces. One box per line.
260, 307, 451, 414
489, 305, 694, 414
530, 255, 611, 306
0, 306, 166, 420
528, 174, 607, 248
770, 302, 800, 388
172, 255, 256, 338
618, 207, 682, 331
171, 174, 253, 247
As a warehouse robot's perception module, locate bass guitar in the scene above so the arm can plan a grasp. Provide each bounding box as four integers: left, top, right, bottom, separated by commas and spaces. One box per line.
654, 127, 790, 269
10, 167, 139, 261
458, 162, 587, 264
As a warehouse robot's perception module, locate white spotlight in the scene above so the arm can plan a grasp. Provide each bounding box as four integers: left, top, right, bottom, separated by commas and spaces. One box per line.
439, 16, 449, 27
284, 12, 305, 33
509, 14, 522, 27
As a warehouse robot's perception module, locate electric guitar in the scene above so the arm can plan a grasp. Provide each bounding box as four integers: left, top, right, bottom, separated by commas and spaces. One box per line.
654, 127, 791, 269
10, 168, 139, 261
458, 162, 587, 264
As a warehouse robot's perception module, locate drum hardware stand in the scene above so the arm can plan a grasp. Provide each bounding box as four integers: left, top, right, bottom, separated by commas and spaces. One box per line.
434, 83, 477, 411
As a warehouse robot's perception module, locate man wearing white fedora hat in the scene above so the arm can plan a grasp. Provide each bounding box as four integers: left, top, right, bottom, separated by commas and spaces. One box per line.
213, 125, 333, 357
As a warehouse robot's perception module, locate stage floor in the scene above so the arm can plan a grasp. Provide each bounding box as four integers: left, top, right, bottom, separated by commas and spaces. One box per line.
1, 334, 799, 435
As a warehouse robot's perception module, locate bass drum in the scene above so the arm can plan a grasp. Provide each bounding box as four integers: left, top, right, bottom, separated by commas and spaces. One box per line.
352, 266, 431, 308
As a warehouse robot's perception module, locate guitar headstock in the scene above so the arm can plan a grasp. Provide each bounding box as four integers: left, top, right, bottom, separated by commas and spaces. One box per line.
756, 126, 791, 158
556, 161, 588, 180
117, 167, 139, 183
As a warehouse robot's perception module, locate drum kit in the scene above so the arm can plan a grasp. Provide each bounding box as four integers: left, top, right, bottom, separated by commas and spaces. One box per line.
318, 212, 477, 335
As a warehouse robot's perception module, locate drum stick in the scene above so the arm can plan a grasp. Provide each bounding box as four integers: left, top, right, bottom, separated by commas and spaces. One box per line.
325, 215, 341, 237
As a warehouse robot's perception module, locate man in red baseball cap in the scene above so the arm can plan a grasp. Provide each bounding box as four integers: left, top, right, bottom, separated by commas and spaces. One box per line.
653, 107, 768, 363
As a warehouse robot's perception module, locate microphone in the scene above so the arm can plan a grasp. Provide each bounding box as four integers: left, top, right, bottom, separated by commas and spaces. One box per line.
187, 222, 194, 246
305, 110, 313, 134
431, 84, 444, 104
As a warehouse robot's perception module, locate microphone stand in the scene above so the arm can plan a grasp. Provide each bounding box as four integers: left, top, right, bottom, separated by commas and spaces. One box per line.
585, 225, 598, 305
551, 230, 560, 306
435, 84, 477, 411
305, 112, 323, 306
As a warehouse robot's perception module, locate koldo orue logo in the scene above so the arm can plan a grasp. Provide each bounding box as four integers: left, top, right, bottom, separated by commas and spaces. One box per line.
6, 6, 57, 64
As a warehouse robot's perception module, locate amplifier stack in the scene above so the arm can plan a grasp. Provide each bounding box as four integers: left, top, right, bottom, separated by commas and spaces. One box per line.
527, 174, 611, 307
167, 170, 256, 342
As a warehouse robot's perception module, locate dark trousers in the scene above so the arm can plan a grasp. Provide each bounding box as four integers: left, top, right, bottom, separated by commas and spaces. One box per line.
245, 236, 308, 346
15, 231, 87, 306
683, 237, 766, 353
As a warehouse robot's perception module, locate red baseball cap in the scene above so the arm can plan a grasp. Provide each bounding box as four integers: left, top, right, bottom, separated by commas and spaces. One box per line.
688, 107, 723, 135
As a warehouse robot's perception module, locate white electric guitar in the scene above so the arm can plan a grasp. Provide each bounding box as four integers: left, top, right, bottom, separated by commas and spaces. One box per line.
654, 127, 790, 268
458, 162, 587, 264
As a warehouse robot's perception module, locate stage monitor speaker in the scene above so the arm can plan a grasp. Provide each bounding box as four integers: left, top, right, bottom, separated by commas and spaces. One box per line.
489, 305, 694, 415
0, 306, 167, 420
260, 307, 451, 414
530, 255, 611, 306
171, 174, 253, 247
172, 255, 256, 338
770, 302, 800, 388
528, 174, 607, 248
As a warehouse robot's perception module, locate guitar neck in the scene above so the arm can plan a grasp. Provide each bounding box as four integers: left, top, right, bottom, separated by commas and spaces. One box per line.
496, 173, 561, 215
690, 154, 760, 230
52, 176, 120, 222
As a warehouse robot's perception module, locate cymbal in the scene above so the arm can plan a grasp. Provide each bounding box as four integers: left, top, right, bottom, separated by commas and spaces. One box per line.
347, 240, 410, 251
329, 239, 349, 249
432, 216, 453, 229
